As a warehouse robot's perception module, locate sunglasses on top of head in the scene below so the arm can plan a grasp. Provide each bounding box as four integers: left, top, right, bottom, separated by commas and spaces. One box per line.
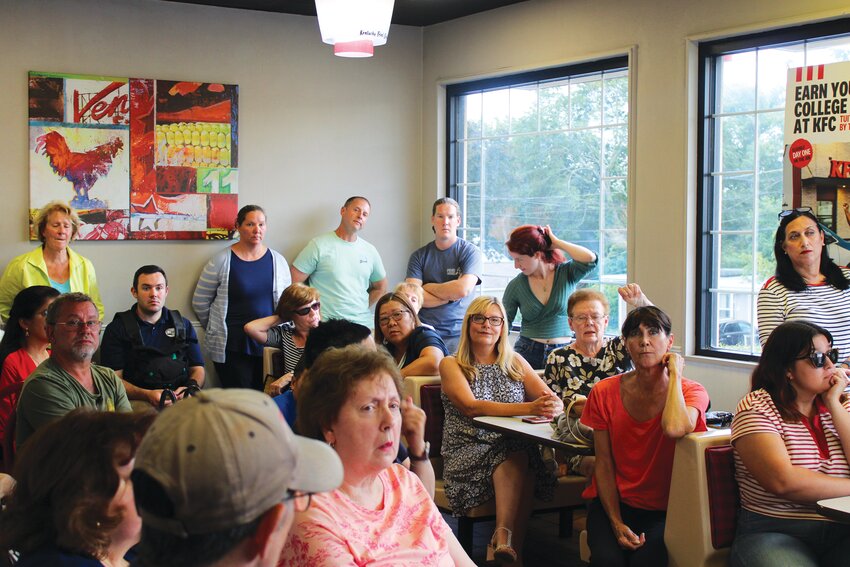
777, 206, 813, 220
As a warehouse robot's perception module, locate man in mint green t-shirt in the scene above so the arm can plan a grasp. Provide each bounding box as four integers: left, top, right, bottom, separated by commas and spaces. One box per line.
291, 196, 387, 327
16, 292, 131, 445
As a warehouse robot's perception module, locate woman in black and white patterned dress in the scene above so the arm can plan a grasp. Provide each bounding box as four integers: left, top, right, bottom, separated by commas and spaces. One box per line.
441, 296, 563, 565
543, 284, 651, 476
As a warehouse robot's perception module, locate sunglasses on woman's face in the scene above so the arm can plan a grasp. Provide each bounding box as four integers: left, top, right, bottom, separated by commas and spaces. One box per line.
294, 302, 320, 316
802, 348, 840, 368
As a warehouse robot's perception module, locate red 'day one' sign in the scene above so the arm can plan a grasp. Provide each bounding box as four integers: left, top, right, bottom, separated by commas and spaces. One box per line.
789, 138, 813, 168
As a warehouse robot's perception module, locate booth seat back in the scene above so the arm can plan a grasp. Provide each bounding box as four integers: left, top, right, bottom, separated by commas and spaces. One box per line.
705, 445, 738, 549
665, 428, 735, 567
263, 347, 286, 385
403, 375, 445, 475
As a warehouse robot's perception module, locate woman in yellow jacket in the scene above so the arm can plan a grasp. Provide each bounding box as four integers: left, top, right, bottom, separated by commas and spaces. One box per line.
0, 201, 103, 322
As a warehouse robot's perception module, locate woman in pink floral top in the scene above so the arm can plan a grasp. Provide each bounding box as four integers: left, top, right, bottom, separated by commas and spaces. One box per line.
279, 345, 474, 567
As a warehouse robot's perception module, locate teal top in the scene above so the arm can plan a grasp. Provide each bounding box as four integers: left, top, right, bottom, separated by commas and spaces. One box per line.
503, 258, 597, 339
48, 277, 71, 293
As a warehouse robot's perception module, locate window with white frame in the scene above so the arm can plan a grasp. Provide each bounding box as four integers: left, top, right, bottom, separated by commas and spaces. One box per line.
447, 58, 630, 334
697, 20, 850, 359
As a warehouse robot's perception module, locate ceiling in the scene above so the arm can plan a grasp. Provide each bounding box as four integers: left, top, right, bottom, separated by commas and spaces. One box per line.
162, 0, 529, 27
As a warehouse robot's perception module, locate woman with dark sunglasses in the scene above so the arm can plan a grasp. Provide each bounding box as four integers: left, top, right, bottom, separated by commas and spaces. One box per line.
730, 320, 850, 567
758, 208, 850, 361
244, 283, 320, 396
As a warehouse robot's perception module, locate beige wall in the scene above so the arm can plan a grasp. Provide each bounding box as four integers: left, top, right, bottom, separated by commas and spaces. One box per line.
0, 0, 423, 324
421, 0, 850, 410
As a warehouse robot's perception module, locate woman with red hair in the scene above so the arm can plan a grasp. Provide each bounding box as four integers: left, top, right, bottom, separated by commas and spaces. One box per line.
504, 225, 596, 370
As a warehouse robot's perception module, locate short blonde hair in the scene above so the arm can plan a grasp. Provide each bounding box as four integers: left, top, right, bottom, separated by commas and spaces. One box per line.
394, 282, 424, 309
567, 288, 610, 317
455, 296, 523, 383
35, 201, 80, 243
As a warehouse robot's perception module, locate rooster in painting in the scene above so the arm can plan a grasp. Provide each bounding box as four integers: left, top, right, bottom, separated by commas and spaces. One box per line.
34, 131, 124, 206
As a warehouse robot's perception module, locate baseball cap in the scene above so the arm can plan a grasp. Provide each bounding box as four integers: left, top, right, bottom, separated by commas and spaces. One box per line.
132, 388, 343, 537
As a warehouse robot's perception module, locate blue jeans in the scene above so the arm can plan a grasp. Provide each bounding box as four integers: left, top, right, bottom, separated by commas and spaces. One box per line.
513, 336, 567, 371
730, 508, 850, 567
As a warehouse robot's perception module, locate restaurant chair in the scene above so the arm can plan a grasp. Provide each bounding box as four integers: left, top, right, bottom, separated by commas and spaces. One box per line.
262, 346, 286, 391
664, 428, 735, 567
404, 375, 586, 554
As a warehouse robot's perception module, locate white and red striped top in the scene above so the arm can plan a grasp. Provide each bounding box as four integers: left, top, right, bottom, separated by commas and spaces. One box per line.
732, 389, 850, 521
757, 268, 850, 359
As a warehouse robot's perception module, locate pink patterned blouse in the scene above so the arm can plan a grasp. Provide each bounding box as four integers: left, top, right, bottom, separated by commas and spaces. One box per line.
278, 464, 454, 566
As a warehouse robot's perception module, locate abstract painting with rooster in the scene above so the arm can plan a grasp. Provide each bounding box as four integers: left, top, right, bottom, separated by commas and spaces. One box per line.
28, 71, 239, 240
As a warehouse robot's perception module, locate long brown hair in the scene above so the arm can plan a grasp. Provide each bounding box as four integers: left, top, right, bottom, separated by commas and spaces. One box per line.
751, 320, 845, 422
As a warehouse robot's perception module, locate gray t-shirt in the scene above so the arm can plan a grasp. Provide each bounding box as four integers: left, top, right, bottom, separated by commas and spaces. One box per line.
406, 238, 484, 340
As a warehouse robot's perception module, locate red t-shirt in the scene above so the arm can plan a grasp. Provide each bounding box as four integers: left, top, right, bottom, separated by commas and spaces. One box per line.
580, 373, 709, 510
0, 349, 38, 441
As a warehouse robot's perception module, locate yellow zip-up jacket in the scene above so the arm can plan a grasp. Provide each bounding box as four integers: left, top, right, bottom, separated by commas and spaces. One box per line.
0, 246, 104, 322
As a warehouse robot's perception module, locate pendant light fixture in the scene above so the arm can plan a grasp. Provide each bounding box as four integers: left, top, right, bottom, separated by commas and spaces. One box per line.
315, 0, 395, 58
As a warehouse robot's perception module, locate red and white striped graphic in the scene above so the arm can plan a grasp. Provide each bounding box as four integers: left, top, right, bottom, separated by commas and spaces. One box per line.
795, 65, 825, 82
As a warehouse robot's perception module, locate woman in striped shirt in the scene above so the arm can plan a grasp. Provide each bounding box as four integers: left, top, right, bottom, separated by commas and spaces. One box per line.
731, 320, 850, 567
244, 283, 320, 395
757, 209, 850, 358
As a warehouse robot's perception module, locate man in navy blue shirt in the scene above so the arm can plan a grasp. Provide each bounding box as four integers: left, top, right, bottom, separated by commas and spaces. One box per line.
101, 265, 204, 408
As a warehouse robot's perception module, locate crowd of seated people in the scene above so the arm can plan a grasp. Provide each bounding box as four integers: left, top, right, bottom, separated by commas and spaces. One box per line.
2, 197, 850, 567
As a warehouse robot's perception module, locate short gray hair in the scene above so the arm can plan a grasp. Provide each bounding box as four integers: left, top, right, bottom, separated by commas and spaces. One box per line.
46, 292, 95, 325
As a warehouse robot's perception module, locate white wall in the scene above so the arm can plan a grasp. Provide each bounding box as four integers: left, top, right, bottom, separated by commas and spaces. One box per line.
420, 0, 850, 410
0, 0, 423, 324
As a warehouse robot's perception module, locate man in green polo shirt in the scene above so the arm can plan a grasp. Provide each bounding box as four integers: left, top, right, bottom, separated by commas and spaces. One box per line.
16, 292, 131, 445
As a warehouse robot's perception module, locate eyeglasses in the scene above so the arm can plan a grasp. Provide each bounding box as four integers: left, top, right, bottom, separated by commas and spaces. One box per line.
777, 206, 812, 220
379, 310, 409, 326
798, 348, 840, 368
294, 302, 320, 316
571, 314, 606, 325
470, 315, 504, 327
54, 319, 102, 332
282, 489, 312, 512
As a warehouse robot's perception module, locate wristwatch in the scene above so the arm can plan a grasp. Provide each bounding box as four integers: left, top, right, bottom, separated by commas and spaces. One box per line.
409, 441, 430, 462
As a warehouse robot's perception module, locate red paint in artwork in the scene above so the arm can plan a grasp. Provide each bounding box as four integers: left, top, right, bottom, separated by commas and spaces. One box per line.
208, 194, 238, 229
73, 81, 129, 124
154, 167, 197, 193
168, 82, 203, 96
35, 131, 124, 202
130, 79, 155, 193
157, 100, 231, 123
